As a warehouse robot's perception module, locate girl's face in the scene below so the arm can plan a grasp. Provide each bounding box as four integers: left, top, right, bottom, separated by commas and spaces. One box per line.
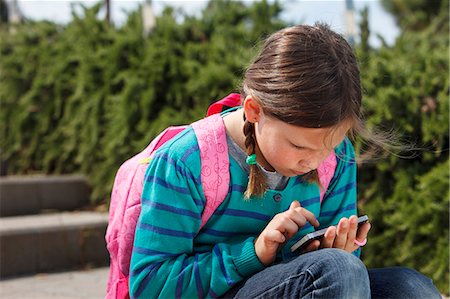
244, 97, 351, 177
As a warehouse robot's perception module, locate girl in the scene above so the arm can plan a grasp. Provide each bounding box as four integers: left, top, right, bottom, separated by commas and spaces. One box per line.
129, 24, 440, 298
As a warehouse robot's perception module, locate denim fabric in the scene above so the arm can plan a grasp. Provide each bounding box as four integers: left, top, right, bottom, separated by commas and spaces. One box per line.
223, 249, 370, 299
368, 267, 441, 299
222, 249, 441, 299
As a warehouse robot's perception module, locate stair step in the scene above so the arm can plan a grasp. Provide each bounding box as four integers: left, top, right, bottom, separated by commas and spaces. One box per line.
0, 211, 109, 278
0, 267, 109, 299
0, 175, 91, 217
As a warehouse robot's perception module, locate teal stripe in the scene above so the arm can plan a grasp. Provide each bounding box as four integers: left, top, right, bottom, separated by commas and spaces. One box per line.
320, 203, 356, 218
138, 222, 196, 239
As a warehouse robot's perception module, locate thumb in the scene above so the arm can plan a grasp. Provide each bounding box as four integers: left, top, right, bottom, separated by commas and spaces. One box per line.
290, 200, 301, 210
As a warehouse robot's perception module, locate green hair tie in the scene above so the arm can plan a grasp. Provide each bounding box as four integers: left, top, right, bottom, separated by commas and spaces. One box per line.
246, 154, 257, 165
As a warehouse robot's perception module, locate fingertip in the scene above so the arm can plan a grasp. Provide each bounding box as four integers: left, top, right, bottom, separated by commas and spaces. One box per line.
312, 240, 320, 249
313, 218, 320, 227
325, 226, 336, 238
290, 200, 300, 209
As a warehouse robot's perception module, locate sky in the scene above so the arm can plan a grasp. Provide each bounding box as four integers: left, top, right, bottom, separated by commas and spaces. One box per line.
14, 0, 400, 47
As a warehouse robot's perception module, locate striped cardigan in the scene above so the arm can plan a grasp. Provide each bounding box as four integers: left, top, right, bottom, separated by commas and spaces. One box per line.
129, 126, 358, 298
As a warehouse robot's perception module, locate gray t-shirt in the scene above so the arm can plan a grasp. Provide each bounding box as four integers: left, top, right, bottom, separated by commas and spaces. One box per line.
226, 133, 289, 191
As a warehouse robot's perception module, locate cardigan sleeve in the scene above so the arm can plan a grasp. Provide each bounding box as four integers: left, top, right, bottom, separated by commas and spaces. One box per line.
129, 148, 265, 298
317, 138, 361, 257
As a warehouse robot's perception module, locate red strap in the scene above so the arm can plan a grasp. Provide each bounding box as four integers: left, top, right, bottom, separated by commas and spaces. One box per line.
207, 93, 241, 116
153, 126, 187, 152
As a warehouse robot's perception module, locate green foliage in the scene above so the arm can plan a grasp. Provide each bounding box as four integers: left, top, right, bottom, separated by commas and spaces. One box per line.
356, 7, 449, 294
0, 0, 8, 23
0, 0, 448, 293
0, 0, 285, 201
381, 0, 447, 31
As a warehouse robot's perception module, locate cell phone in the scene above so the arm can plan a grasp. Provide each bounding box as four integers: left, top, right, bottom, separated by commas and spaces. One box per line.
290, 215, 369, 252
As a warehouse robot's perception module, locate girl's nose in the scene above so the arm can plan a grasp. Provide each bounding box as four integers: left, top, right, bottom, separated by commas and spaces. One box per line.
300, 151, 331, 170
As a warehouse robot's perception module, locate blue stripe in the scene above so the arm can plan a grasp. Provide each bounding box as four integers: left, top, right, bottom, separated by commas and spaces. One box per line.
323, 181, 356, 202
230, 184, 246, 193
299, 196, 320, 207
214, 208, 271, 222
176, 259, 189, 299
193, 247, 210, 254
130, 261, 162, 277
194, 254, 204, 297
213, 246, 235, 286
142, 201, 200, 219
202, 228, 237, 237
202, 229, 256, 238
340, 161, 352, 175
138, 223, 196, 239
335, 139, 355, 169
132, 262, 161, 298
132, 246, 178, 258
336, 155, 355, 174
153, 152, 202, 185
208, 288, 219, 298
320, 203, 356, 218
181, 143, 199, 163
193, 196, 205, 207
146, 175, 190, 194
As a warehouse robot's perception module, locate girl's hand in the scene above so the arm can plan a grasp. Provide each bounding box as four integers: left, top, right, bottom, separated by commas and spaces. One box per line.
303, 216, 371, 253
254, 201, 319, 266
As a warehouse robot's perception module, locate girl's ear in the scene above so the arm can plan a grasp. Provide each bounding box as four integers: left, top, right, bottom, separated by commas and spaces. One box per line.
243, 96, 262, 123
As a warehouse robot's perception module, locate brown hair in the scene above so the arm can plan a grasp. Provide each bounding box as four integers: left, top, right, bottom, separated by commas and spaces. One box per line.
241, 23, 365, 199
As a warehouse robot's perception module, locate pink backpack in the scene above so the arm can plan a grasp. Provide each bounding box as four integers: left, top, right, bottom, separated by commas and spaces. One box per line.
104, 94, 336, 299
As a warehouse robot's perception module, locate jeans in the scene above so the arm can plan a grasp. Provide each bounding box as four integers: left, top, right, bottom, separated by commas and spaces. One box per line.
222, 249, 441, 299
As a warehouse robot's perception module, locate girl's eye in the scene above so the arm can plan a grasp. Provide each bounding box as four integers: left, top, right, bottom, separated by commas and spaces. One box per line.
293, 144, 305, 150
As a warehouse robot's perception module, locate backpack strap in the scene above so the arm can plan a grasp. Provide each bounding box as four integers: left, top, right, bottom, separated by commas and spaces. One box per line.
317, 151, 337, 202
191, 114, 230, 230
138, 126, 187, 164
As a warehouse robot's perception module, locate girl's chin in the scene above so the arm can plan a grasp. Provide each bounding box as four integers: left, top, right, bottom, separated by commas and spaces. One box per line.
287, 169, 310, 177
278, 170, 304, 177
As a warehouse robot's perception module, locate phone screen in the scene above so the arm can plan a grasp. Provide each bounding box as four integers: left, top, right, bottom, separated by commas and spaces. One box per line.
290, 215, 369, 252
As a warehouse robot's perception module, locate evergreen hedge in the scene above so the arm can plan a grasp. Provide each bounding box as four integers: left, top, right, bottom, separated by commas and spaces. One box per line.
0, 0, 284, 200
0, 0, 448, 294
357, 5, 449, 293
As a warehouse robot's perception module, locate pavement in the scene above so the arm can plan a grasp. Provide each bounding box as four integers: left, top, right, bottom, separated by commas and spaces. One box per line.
0, 267, 109, 299
1, 266, 448, 299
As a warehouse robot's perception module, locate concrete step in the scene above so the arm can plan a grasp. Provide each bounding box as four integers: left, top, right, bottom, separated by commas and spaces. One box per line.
0, 267, 109, 299
0, 211, 109, 278
0, 175, 91, 217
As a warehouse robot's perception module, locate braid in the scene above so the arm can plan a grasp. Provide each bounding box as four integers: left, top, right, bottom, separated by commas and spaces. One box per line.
302, 169, 320, 186
243, 120, 267, 199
